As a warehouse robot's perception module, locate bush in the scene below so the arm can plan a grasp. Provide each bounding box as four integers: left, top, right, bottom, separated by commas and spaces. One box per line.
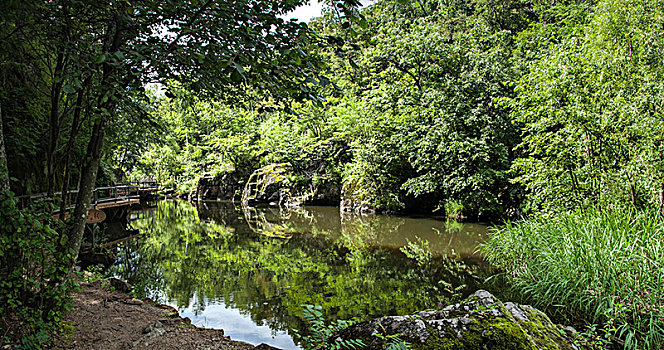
483, 207, 664, 349
0, 192, 76, 348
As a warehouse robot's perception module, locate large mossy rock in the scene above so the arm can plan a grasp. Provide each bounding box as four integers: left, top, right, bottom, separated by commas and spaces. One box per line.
332, 290, 579, 350
242, 163, 340, 207
242, 163, 292, 206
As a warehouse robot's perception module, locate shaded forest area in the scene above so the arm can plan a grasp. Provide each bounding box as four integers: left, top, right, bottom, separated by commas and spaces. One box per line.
2, 0, 664, 348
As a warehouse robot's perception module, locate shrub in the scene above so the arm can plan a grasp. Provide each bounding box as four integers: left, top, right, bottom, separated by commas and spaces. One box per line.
0, 192, 76, 348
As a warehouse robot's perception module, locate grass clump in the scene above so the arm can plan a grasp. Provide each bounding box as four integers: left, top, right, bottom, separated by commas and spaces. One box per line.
482, 207, 664, 350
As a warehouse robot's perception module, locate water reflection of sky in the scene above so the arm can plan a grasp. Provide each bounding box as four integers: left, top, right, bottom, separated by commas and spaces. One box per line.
174, 296, 301, 350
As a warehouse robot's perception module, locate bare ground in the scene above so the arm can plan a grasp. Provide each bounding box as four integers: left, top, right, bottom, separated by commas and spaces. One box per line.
55, 280, 280, 350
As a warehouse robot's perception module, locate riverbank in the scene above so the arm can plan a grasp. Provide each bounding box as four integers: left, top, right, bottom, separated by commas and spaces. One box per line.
54, 279, 280, 350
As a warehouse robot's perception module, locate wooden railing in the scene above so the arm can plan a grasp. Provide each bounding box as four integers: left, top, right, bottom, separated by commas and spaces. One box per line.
16, 181, 159, 210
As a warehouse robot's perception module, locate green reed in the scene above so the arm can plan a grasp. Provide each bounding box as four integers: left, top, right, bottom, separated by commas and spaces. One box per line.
483, 207, 664, 349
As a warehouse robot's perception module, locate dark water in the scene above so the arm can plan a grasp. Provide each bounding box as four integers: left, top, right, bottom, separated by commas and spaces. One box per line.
108, 200, 492, 349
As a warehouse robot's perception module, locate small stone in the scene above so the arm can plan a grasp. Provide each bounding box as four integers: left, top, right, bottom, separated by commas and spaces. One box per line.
505, 302, 530, 323
124, 298, 143, 306
564, 325, 578, 336
133, 321, 166, 346
143, 321, 164, 334
109, 277, 132, 293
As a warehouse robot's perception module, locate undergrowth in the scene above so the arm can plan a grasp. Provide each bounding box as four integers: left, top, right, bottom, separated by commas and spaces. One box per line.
293, 304, 413, 350
483, 207, 664, 350
293, 304, 366, 350
0, 191, 77, 349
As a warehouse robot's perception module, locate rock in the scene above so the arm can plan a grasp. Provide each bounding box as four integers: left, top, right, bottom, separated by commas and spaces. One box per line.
123, 298, 143, 306
196, 171, 246, 201
253, 344, 281, 350
340, 180, 374, 213
242, 163, 340, 207
242, 163, 291, 206
142, 321, 164, 335
109, 277, 132, 293
133, 321, 166, 346
332, 290, 579, 350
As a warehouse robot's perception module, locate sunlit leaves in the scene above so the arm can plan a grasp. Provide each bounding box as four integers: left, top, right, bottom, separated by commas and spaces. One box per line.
509, 0, 664, 212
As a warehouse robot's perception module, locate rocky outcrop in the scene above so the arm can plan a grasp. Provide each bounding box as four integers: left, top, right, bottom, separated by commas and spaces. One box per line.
242, 163, 340, 207
242, 163, 292, 206
340, 180, 376, 213
332, 290, 579, 350
196, 171, 245, 201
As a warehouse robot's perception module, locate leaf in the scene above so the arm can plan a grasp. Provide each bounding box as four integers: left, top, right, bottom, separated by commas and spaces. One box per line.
63, 85, 76, 94
359, 18, 368, 29
231, 70, 243, 83
234, 63, 246, 74
95, 53, 107, 64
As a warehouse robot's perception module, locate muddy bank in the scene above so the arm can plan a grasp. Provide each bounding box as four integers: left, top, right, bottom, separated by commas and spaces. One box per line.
55, 279, 281, 350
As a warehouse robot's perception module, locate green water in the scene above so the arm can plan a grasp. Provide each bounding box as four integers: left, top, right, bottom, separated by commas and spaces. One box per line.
109, 200, 492, 349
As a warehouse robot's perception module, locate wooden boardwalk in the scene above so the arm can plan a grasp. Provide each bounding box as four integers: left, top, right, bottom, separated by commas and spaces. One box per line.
17, 181, 159, 211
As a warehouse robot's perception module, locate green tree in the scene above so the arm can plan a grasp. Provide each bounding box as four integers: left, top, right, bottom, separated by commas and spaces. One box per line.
1, 0, 356, 276
509, 0, 664, 213
308, 0, 528, 218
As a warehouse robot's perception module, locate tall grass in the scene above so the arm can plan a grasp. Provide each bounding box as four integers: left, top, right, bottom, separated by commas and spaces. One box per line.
483, 208, 664, 349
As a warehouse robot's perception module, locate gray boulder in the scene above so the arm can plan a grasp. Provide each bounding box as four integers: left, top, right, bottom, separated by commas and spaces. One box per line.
332, 290, 580, 350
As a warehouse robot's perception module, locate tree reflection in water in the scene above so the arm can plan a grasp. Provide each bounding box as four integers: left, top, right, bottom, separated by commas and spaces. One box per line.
108, 200, 492, 347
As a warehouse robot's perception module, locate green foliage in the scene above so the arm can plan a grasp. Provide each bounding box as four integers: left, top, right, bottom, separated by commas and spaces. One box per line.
294, 304, 365, 350
128, 0, 529, 219
483, 0, 664, 348
483, 208, 664, 350
1, 0, 347, 197
0, 192, 76, 348
132, 89, 261, 193
444, 201, 464, 219
373, 327, 411, 350
308, 0, 526, 217
508, 0, 664, 213
400, 237, 432, 267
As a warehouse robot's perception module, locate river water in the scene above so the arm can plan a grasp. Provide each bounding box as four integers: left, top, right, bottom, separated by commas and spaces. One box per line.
108, 200, 493, 349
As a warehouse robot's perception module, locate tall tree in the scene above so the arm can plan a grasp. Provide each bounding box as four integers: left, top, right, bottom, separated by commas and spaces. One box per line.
2, 0, 358, 275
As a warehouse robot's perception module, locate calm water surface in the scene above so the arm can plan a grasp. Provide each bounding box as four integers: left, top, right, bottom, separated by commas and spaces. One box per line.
109, 201, 492, 349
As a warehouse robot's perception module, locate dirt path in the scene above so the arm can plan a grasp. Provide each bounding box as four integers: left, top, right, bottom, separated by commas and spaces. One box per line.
55, 280, 280, 350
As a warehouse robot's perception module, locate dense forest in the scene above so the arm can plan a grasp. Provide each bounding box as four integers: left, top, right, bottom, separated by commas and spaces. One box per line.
1, 0, 664, 349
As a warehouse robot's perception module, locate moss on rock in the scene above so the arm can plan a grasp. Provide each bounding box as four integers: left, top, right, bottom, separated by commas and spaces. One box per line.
332, 290, 580, 350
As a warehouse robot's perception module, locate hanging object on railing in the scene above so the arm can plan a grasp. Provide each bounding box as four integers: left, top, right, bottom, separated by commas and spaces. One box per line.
58, 208, 107, 223
86, 209, 106, 223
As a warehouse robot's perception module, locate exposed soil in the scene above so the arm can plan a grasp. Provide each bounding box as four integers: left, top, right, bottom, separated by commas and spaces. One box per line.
55, 279, 280, 350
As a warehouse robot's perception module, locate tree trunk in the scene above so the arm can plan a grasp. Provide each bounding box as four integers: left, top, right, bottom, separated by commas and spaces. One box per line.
63, 13, 124, 273
58, 82, 88, 219
0, 102, 9, 193
47, 51, 67, 196
64, 115, 106, 273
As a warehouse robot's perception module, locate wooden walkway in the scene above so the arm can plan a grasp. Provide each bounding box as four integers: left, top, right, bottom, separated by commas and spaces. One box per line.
17, 181, 159, 211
